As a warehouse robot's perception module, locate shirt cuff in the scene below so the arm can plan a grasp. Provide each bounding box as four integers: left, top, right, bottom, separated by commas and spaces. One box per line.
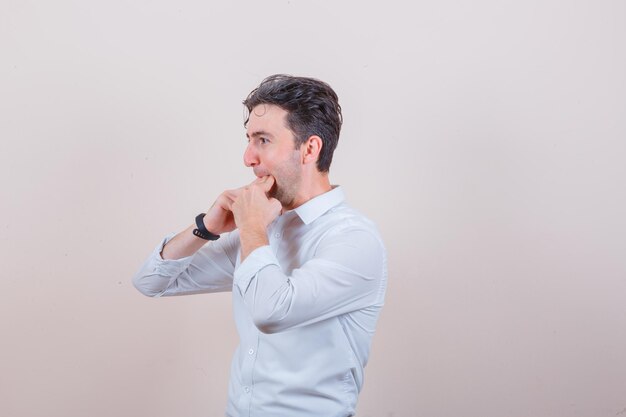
233, 245, 280, 294
151, 234, 195, 276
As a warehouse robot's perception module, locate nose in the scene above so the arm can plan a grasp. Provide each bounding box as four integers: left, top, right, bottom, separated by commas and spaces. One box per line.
243, 143, 259, 167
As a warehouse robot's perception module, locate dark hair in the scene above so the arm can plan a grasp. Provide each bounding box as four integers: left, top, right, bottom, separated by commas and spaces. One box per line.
243, 74, 343, 173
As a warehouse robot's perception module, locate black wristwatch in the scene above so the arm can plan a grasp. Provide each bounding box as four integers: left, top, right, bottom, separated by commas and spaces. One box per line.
193, 213, 221, 241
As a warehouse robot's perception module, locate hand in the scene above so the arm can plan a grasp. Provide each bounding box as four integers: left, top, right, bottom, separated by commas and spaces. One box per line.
202, 188, 243, 235
231, 176, 282, 232
162, 177, 278, 261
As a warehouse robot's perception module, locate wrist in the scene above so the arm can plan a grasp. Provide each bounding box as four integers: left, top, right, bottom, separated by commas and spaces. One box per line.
202, 216, 220, 235
193, 213, 220, 241
239, 225, 268, 261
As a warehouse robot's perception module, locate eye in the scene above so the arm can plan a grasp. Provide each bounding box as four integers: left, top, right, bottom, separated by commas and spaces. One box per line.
259, 137, 269, 144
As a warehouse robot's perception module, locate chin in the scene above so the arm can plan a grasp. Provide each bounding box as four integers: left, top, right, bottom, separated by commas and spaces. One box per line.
271, 186, 295, 208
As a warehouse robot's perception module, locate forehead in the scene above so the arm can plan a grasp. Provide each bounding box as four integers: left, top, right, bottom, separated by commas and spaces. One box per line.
246, 104, 290, 135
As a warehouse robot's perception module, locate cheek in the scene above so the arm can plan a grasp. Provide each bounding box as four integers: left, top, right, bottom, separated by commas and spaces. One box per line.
261, 150, 300, 181
263, 155, 283, 174
277, 156, 301, 182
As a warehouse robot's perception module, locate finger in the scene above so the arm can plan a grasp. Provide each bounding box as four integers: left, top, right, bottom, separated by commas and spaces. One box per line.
216, 191, 237, 210
248, 176, 264, 187
224, 195, 236, 210
257, 175, 275, 193
228, 187, 245, 199
269, 197, 283, 215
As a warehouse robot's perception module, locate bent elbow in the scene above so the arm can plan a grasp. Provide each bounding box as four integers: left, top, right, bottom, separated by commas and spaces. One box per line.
132, 274, 164, 298
252, 317, 279, 334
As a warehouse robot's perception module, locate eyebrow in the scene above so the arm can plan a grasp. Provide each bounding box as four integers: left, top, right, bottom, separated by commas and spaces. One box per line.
246, 130, 273, 139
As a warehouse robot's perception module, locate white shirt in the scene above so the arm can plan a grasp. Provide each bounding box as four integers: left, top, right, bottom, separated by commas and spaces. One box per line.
133, 187, 387, 417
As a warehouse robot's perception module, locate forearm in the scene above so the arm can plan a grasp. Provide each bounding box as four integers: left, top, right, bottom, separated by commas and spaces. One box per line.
133, 232, 238, 297
160, 224, 208, 260
233, 228, 386, 334
239, 224, 269, 261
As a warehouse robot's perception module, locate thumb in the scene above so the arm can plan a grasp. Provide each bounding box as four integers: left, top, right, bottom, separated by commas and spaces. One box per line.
269, 198, 282, 216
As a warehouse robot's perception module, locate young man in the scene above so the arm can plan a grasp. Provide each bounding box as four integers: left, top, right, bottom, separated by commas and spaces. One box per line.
133, 74, 387, 417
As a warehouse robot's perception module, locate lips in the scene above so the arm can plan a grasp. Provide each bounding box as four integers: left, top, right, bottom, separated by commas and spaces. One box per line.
253, 169, 269, 178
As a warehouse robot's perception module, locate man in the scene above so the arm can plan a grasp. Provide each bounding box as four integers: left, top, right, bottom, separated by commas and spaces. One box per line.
133, 74, 387, 417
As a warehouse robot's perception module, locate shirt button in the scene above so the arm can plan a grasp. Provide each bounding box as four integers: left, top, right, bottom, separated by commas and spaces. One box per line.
248, 348, 254, 355
244, 386, 250, 393
274, 232, 281, 238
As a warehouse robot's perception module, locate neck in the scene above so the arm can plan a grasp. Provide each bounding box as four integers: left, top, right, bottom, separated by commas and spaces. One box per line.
287, 172, 332, 210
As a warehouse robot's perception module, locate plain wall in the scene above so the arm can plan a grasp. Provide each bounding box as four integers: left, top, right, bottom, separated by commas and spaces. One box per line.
1, 1, 625, 416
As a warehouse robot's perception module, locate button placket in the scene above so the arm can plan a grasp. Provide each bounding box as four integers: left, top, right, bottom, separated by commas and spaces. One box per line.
269, 217, 286, 254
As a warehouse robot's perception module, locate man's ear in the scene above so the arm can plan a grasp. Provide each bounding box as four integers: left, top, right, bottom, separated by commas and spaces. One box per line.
301, 135, 323, 165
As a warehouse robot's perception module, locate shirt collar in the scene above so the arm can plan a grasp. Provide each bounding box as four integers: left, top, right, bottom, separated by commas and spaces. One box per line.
291, 186, 345, 225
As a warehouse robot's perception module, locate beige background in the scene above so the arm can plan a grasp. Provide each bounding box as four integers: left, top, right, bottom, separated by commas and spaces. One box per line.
1, 1, 625, 416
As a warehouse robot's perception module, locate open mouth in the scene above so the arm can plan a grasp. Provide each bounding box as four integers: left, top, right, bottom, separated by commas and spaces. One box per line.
268, 180, 278, 198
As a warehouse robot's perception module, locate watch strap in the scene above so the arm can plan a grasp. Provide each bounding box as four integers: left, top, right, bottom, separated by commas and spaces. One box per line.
193, 213, 220, 241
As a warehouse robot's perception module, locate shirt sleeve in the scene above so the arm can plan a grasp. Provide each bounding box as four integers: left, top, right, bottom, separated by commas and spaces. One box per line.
233, 226, 387, 334
132, 232, 240, 297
